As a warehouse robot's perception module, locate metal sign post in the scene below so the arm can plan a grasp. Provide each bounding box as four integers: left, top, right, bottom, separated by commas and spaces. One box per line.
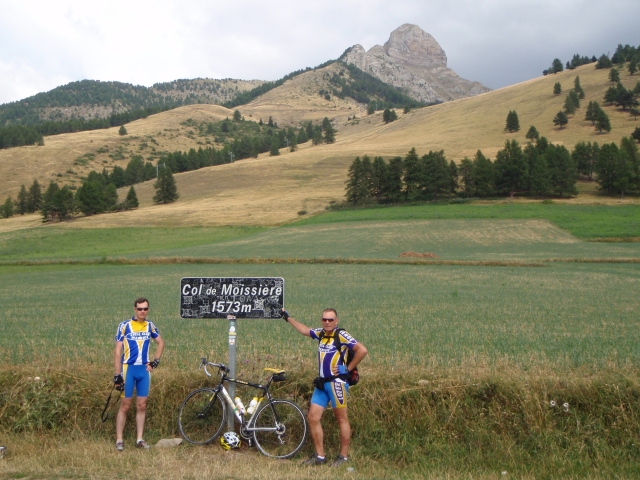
179, 277, 285, 432
227, 315, 237, 431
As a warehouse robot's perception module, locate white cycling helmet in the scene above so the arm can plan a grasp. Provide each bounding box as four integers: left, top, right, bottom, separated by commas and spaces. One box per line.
220, 431, 241, 450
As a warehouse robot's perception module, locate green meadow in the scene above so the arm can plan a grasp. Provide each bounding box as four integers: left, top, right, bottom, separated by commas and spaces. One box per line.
0, 261, 637, 370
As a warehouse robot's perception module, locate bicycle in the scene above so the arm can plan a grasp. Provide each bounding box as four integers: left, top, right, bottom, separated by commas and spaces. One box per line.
177, 358, 308, 459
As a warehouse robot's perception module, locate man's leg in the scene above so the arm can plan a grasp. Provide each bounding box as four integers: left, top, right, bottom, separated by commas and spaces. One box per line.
307, 403, 326, 457
333, 406, 351, 458
135, 396, 148, 441
116, 398, 132, 442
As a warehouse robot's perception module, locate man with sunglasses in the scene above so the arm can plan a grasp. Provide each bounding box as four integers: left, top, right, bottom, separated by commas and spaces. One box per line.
282, 308, 367, 467
113, 297, 164, 451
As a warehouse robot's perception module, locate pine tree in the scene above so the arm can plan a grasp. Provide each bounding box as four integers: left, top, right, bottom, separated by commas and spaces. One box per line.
383, 109, 398, 124
16, 185, 28, 215
383, 157, 404, 202
473, 150, 495, 197
27, 179, 42, 213
572, 141, 599, 180
449, 160, 459, 195
311, 127, 323, 145
585, 101, 601, 125
609, 67, 620, 83
233, 110, 242, 122
629, 59, 638, 76
568, 90, 580, 109
370, 156, 388, 201
595, 109, 611, 134
403, 148, 422, 200
76, 181, 105, 216
119, 125, 127, 136
104, 183, 118, 211
421, 151, 450, 200
573, 76, 585, 99
553, 111, 568, 128
553, 82, 562, 95
41, 181, 60, 221
297, 128, 309, 144
324, 125, 335, 144
495, 140, 527, 196
153, 167, 179, 204
525, 126, 539, 141
563, 94, 577, 115
596, 142, 632, 197
344, 157, 369, 205
361, 155, 373, 197
551, 58, 564, 74
632, 126, 640, 144
529, 154, 551, 197
505, 110, 520, 132
125, 186, 139, 209
269, 138, 280, 156
546, 144, 578, 197
620, 136, 639, 191
459, 157, 475, 197
1, 196, 14, 218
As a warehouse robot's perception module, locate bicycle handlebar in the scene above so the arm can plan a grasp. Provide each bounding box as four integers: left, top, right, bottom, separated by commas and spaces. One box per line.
199, 358, 229, 377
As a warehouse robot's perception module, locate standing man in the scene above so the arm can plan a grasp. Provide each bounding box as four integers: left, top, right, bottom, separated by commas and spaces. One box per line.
113, 297, 164, 451
283, 308, 367, 467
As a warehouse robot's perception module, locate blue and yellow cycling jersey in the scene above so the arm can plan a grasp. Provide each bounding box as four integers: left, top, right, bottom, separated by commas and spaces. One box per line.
115, 318, 160, 365
309, 328, 357, 379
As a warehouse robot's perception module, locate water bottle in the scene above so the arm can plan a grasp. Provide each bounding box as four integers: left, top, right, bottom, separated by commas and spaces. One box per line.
234, 397, 246, 415
246, 397, 259, 415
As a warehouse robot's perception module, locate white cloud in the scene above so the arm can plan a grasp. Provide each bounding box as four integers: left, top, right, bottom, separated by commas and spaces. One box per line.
0, 0, 639, 104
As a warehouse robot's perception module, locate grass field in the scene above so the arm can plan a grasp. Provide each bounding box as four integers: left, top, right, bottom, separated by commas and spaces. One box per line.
2, 204, 640, 263
1, 261, 639, 371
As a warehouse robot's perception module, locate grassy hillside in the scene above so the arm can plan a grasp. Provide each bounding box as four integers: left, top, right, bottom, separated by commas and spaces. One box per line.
1, 62, 639, 229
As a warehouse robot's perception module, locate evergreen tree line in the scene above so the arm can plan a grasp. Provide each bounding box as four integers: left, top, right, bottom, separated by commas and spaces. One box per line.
328, 63, 425, 109
345, 137, 640, 205
0, 105, 174, 150
0, 79, 196, 125
543, 43, 639, 75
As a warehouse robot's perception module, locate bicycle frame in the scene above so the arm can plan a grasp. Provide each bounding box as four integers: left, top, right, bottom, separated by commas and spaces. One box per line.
201, 359, 282, 434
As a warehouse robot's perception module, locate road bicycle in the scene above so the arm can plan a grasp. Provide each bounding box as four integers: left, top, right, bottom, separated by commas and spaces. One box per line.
178, 358, 308, 459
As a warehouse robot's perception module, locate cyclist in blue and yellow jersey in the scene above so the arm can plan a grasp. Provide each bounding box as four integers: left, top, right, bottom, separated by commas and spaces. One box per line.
283, 308, 367, 468
113, 297, 164, 451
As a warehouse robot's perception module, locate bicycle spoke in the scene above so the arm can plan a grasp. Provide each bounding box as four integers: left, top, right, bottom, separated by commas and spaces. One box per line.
178, 388, 226, 445
252, 399, 307, 458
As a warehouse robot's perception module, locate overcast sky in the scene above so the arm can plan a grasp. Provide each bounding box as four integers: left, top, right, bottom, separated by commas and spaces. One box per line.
1, 0, 638, 105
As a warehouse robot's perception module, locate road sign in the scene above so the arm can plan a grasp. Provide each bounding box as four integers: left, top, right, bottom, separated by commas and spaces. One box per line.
180, 277, 284, 319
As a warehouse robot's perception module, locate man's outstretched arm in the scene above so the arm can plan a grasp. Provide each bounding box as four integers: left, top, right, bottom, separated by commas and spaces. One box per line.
282, 309, 312, 337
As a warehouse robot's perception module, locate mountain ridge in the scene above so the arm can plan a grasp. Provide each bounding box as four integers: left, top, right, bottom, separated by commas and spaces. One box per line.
340, 24, 491, 103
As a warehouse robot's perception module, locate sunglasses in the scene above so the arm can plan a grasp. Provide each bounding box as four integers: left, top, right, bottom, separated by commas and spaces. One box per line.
136, 307, 149, 311
321, 317, 336, 322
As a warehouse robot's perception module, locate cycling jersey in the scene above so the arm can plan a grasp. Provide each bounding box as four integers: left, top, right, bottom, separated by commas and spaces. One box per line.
309, 328, 357, 379
115, 318, 160, 365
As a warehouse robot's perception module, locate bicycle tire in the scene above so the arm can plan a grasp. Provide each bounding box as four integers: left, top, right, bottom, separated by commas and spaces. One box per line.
251, 399, 308, 459
178, 388, 226, 445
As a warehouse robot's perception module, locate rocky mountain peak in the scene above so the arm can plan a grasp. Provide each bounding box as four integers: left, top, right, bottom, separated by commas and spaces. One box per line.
383, 23, 447, 68
341, 24, 490, 104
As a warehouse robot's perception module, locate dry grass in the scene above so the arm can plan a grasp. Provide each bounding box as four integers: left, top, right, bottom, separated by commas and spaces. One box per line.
1, 362, 639, 479
1, 63, 639, 232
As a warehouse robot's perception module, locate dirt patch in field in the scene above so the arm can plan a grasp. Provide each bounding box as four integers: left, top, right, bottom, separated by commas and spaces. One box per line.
399, 251, 439, 258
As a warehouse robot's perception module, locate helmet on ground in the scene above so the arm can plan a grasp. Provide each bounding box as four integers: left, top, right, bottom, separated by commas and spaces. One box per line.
220, 431, 241, 450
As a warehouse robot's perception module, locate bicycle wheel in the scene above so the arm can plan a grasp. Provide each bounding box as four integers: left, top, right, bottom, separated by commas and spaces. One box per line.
252, 399, 308, 459
178, 388, 226, 445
